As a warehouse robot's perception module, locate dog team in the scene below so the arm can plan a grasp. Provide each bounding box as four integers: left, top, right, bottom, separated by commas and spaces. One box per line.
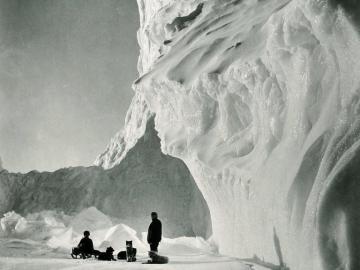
71, 212, 168, 263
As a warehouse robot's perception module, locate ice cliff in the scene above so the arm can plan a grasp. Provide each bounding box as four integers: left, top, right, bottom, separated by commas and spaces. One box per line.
97, 0, 360, 269
95, 93, 151, 169
0, 118, 211, 239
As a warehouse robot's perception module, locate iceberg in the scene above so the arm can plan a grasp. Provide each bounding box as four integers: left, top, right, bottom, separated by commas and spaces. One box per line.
1, 0, 359, 269
97, 0, 360, 269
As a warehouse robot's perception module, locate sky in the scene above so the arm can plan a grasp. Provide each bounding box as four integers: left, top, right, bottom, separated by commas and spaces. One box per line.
0, 0, 139, 173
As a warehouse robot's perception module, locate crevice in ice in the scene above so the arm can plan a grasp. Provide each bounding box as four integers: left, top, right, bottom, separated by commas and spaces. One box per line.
166, 3, 204, 33
273, 227, 286, 268
242, 227, 289, 270
287, 133, 328, 231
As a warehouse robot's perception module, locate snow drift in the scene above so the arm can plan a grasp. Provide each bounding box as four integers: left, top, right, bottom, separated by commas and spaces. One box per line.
99, 0, 360, 269
0, 118, 211, 239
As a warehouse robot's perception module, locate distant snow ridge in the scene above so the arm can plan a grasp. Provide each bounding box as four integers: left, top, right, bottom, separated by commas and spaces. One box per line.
101, 0, 360, 269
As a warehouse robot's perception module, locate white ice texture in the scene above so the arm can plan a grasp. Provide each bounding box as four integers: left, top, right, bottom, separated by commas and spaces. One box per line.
95, 0, 360, 269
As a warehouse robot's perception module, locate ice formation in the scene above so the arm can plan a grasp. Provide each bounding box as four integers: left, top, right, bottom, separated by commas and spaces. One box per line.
0, 118, 211, 239
97, 0, 360, 269
95, 93, 151, 169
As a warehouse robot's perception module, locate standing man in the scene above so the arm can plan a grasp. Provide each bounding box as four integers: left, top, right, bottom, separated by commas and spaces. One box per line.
147, 212, 162, 253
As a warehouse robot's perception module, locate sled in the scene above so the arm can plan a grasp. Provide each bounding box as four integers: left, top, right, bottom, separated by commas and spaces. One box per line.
71, 252, 93, 259
71, 247, 99, 259
142, 259, 169, 264
142, 251, 169, 264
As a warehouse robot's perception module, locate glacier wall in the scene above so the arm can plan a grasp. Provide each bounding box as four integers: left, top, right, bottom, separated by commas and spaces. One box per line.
120, 0, 360, 269
0, 118, 211, 239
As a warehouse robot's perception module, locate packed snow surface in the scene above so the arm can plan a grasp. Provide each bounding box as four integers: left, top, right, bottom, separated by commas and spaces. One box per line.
99, 0, 360, 269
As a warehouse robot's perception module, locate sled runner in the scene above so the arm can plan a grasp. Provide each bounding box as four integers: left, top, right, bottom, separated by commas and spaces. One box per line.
71, 247, 89, 259
71, 247, 100, 259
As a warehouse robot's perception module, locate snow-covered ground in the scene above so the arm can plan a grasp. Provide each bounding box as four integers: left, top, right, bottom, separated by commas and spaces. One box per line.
0, 237, 249, 270
0, 209, 251, 270
0, 254, 250, 270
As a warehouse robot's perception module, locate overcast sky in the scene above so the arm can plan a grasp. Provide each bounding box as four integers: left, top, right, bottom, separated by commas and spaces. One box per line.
0, 0, 139, 173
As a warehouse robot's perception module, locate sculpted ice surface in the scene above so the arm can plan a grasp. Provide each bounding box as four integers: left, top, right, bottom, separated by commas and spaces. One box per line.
98, 0, 360, 269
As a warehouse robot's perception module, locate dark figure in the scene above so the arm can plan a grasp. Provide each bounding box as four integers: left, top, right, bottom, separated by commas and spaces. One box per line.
78, 230, 94, 259
98, 246, 116, 261
117, 250, 127, 260
126, 240, 137, 262
147, 212, 162, 252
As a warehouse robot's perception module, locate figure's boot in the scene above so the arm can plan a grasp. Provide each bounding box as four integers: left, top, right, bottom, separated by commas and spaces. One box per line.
148, 251, 154, 263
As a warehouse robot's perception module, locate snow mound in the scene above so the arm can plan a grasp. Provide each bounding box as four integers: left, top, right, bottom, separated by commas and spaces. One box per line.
0, 211, 24, 235
98, 223, 147, 252
159, 236, 214, 256
69, 207, 113, 234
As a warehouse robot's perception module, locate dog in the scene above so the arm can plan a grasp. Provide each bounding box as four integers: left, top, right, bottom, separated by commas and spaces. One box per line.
117, 250, 127, 260
97, 247, 116, 261
126, 240, 137, 262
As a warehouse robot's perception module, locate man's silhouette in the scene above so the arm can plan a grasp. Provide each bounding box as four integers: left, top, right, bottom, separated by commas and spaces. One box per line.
147, 212, 162, 252
78, 230, 94, 258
